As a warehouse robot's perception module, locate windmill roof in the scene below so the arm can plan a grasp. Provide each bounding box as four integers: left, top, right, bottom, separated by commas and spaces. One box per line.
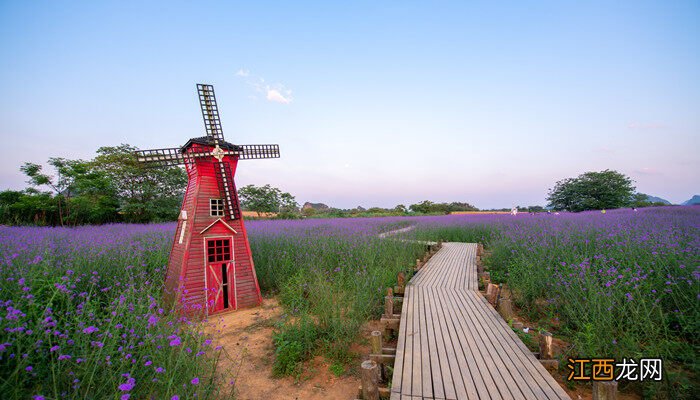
182, 137, 241, 152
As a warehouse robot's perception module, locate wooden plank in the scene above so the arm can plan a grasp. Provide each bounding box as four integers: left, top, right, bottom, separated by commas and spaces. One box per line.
391, 284, 410, 394
425, 286, 457, 400
411, 283, 422, 396
418, 287, 433, 398
421, 287, 445, 399
449, 289, 527, 399
430, 286, 477, 399
436, 287, 495, 399
401, 285, 414, 396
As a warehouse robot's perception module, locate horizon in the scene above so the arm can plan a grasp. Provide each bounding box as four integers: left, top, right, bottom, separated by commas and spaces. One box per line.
1, 1, 698, 209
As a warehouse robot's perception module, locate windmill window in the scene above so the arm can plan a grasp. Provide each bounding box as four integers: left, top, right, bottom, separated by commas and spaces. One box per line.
210, 199, 224, 217
207, 238, 231, 262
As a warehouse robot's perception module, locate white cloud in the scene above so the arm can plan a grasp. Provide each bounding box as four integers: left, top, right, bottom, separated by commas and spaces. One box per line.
235, 68, 293, 105
266, 88, 291, 104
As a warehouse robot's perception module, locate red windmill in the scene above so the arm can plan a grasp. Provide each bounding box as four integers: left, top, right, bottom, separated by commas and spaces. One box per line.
135, 84, 279, 315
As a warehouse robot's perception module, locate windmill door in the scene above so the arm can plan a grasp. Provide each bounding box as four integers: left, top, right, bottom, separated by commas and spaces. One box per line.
205, 237, 235, 312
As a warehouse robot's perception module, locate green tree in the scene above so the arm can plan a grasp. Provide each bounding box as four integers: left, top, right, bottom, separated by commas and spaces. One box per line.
92, 144, 186, 222
409, 200, 434, 213
19, 158, 121, 225
547, 170, 636, 212
393, 204, 408, 214
238, 184, 298, 216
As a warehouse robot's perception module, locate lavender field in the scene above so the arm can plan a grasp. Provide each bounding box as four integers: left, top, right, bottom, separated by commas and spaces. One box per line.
0, 207, 698, 398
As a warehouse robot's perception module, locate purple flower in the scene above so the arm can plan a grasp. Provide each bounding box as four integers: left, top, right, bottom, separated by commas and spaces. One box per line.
172, 396, 180, 400
33, 396, 45, 400
155, 367, 165, 373
121, 395, 130, 400
58, 354, 71, 361
169, 335, 182, 347
82, 326, 99, 334
191, 377, 200, 385
25, 366, 33, 372
49, 345, 60, 352
118, 377, 136, 391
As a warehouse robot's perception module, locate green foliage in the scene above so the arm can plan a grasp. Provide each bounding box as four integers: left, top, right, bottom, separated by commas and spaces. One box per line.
239, 184, 298, 216
409, 200, 478, 214
252, 230, 424, 377
2, 144, 186, 226
329, 362, 345, 377
92, 144, 186, 223
272, 315, 319, 377
547, 169, 636, 212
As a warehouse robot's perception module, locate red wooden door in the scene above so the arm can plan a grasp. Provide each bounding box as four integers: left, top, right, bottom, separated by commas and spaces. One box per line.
205, 237, 235, 312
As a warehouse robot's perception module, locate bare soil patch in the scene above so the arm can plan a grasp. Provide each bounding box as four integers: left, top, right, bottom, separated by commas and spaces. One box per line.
208, 297, 366, 400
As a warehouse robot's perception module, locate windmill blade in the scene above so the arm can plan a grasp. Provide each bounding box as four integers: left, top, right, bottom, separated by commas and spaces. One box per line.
197, 84, 225, 144
135, 148, 189, 167
213, 160, 241, 220
237, 144, 280, 160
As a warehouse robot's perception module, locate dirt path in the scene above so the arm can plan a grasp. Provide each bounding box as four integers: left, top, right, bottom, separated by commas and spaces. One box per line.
209, 297, 364, 400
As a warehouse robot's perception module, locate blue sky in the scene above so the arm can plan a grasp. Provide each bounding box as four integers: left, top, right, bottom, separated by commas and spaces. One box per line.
1, 1, 698, 208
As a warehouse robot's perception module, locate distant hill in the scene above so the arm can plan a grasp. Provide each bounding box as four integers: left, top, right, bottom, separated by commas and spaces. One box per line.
645, 195, 672, 205
682, 195, 700, 205
302, 202, 330, 211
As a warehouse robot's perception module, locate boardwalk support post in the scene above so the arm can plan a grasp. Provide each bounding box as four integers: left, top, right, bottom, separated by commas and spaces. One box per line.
539, 331, 553, 359
592, 381, 618, 400
498, 297, 513, 321
361, 360, 380, 400
384, 288, 394, 317
395, 272, 406, 295
481, 271, 491, 287
486, 283, 500, 306
370, 330, 386, 382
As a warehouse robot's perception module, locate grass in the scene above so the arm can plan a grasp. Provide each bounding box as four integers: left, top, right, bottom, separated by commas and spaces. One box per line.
248, 219, 425, 376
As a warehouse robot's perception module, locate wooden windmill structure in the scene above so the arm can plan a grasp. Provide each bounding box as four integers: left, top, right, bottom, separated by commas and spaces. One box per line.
136, 84, 279, 314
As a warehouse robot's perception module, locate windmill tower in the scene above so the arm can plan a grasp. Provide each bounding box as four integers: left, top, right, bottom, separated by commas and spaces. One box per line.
136, 84, 279, 314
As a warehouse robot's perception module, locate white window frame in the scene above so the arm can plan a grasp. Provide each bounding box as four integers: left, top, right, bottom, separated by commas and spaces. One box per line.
210, 198, 224, 217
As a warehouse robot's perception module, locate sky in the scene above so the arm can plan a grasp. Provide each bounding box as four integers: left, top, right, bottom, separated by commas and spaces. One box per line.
1, 1, 698, 209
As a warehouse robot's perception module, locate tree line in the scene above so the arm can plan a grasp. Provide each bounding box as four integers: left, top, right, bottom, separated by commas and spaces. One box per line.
0, 145, 186, 226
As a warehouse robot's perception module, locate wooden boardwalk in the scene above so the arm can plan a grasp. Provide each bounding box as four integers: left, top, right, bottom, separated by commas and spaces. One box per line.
390, 243, 570, 400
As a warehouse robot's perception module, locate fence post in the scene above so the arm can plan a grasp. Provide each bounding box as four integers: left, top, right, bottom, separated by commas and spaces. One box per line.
384, 288, 394, 317
592, 381, 618, 400
361, 360, 380, 400
539, 331, 553, 359
370, 330, 385, 382
397, 272, 405, 291
498, 298, 513, 321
